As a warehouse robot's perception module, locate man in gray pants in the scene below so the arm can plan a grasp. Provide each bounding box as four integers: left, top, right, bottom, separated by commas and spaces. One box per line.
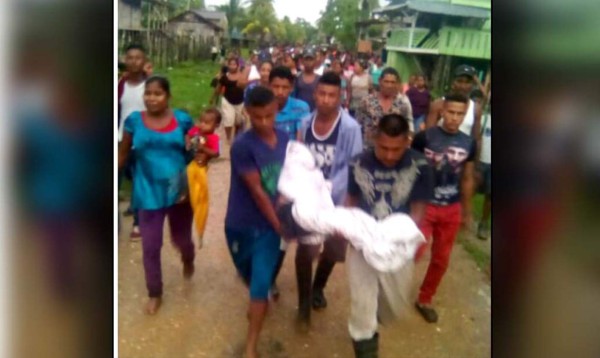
343, 113, 433, 357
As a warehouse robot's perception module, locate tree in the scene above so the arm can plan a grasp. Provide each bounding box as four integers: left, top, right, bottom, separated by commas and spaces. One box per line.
215, 0, 242, 28
169, 0, 205, 16
317, 0, 361, 50
242, 0, 283, 43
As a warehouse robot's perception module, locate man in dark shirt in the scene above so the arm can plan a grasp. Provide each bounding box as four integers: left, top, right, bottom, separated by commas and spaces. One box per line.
345, 113, 433, 357
295, 72, 363, 331
293, 50, 320, 111
411, 93, 477, 323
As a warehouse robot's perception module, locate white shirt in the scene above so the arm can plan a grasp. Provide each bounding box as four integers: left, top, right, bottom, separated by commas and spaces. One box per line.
315, 64, 325, 76
480, 112, 491, 164
119, 80, 146, 142
247, 64, 260, 82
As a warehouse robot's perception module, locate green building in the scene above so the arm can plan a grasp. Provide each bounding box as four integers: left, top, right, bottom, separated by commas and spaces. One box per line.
373, 0, 490, 96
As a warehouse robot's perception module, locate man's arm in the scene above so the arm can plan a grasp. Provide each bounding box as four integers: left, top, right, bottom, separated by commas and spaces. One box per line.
425, 99, 443, 129
210, 82, 222, 105
409, 201, 427, 224
344, 194, 360, 208
118, 132, 132, 170
471, 102, 483, 157
240, 171, 282, 235
460, 161, 476, 229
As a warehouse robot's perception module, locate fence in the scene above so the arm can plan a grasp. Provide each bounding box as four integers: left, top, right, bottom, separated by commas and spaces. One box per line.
118, 29, 215, 69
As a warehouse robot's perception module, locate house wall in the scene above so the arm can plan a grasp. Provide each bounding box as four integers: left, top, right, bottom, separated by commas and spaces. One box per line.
118, 0, 143, 30
385, 51, 422, 85
167, 22, 221, 43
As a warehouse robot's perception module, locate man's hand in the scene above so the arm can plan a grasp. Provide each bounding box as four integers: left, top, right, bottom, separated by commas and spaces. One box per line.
330, 230, 346, 241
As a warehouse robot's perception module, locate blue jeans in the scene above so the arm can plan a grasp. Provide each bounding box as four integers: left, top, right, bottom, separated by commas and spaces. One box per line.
414, 114, 426, 133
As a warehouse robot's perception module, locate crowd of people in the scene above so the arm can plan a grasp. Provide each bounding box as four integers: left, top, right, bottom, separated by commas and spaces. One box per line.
118, 42, 491, 358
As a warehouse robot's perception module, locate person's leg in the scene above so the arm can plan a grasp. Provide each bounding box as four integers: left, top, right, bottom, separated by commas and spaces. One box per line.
270, 245, 287, 300
415, 205, 435, 261
312, 237, 348, 309
295, 242, 321, 325
138, 208, 167, 314
234, 104, 244, 138
417, 203, 461, 322
347, 247, 380, 357
167, 203, 195, 278
246, 229, 281, 358
221, 98, 235, 144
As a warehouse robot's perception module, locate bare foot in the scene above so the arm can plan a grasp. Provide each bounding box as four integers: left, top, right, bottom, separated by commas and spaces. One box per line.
295, 315, 310, 334
183, 262, 194, 279
145, 297, 162, 315
244, 347, 259, 358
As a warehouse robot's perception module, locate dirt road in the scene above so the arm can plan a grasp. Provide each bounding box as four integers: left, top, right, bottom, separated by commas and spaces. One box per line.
118, 137, 491, 358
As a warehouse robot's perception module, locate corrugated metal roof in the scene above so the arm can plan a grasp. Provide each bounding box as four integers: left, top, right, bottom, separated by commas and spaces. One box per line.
374, 0, 490, 18
192, 10, 227, 20
170, 11, 223, 31
409, 1, 489, 18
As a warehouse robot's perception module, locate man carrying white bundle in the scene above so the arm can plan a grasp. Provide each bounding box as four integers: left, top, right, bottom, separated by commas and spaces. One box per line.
343, 113, 433, 358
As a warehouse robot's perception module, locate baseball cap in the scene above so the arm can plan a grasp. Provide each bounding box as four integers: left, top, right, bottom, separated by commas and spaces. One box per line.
303, 49, 316, 58
454, 64, 477, 78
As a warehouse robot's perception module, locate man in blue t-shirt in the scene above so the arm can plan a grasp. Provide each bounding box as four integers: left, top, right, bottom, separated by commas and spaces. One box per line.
344, 113, 433, 357
270, 66, 311, 141
224, 86, 289, 358
411, 93, 477, 324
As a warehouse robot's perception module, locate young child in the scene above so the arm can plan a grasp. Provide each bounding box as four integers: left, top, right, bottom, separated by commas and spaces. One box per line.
186, 108, 221, 248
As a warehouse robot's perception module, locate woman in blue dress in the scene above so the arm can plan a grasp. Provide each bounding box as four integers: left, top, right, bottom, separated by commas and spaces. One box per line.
118, 76, 195, 315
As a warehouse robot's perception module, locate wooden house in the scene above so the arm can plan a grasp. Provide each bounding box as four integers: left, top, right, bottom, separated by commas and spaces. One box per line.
119, 0, 143, 31
167, 10, 225, 46
372, 0, 490, 94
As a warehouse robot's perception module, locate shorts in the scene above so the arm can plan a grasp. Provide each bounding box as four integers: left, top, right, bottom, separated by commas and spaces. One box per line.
221, 97, 244, 127
323, 236, 349, 262
225, 226, 281, 300
477, 162, 491, 195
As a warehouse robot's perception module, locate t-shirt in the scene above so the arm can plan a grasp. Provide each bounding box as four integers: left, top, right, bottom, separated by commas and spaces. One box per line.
119, 80, 146, 141
348, 149, 433, 220
248, 64, 260, 82
304, 112, 342, 180
412, 126, 476, 206
480, 112, 491, 164
371, 66, 383, 85
225, 129, 290, 230
293, 73, 320, 111
275, 97, 310, 140
220, 74, 244, 105
124, 110, 193, 210
187, 126, 220, 156
406, 87, 431, 118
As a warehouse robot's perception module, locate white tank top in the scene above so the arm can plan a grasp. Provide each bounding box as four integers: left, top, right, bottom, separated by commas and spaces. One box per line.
438, 98, 475, 136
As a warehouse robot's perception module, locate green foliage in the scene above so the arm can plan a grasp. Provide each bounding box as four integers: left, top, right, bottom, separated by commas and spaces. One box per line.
155, 60, 221, 117
242, 0, 282, 42
317, 0, 362, 50
215, 0, 243, 29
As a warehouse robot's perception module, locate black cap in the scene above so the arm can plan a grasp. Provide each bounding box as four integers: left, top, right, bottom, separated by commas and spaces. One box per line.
454, 64, 477, 78
303, 49, 316, 58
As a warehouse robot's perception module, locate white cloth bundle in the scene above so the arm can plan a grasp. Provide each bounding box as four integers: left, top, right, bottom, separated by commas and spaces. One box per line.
278, 141, 425, 272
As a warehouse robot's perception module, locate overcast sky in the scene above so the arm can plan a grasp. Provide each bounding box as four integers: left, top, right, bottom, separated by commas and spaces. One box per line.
204, 0, 327, 26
